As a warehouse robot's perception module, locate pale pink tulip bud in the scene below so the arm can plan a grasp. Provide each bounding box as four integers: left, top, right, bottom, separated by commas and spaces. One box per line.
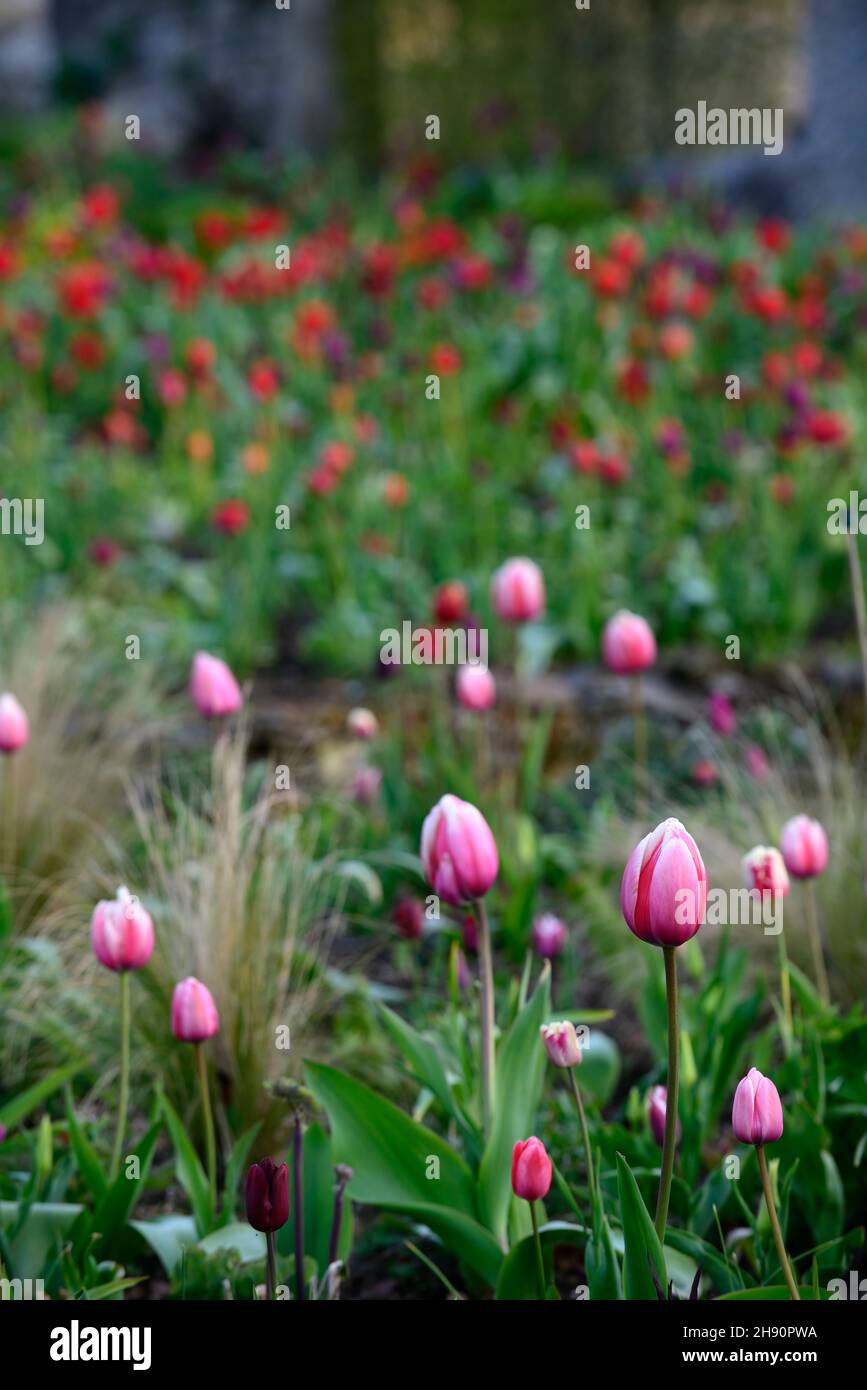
0, 693, 29, 753
171, 977, 220, 1042
511, 1136, 552, 1202
540, 1020, 581, 1068
532, 912, 567, 959
351, 764, 382, 805
745, 744, 770, 780
190, 652, 243, 718
491, 557, 546, 623
347, 707, 378, 740
91, 886, 155, 972
780, 815, 828, 879
708, 692, 736, 736
743, 846, 789, 899
601, 610, 657, 675
456, 664, 496, 711
621, 817, 707, 948
420, 794, 498, 906
648, 1085, 680, 1146
732, 1067, 784, 1144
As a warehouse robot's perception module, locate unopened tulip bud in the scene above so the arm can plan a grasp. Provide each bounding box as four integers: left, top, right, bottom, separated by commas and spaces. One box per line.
245, 1157, 290, 1232
190, 651, 243, 718
91, 886, 154, 972
732, 1067, 783, 1144
511, 1135, 552, 1202
540, 1020, 581, 1068
708, 692, 736, 736
648, 1085, 680, 1146
532, 913, 567, 959
420, 794, 498, 906
621, 817, 707, 947
347, 707, 378, 740
0, 693, 29, 753
491, 557, 546, 623
780, 815, 828, 880
171, 976, 220, 1042
601, 610, 656, 675
392, 896, 425, 941
743, 846, 789, 898
456, 664, 496, 711
351, 764, 382, 805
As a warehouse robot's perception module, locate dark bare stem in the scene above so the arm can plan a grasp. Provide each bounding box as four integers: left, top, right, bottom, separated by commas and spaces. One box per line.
654, 946, 679, 1240
265, 1230, 276, 1302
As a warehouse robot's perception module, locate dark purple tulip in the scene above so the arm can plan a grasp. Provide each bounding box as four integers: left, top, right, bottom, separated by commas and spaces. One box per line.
245, 1157, 290, 1233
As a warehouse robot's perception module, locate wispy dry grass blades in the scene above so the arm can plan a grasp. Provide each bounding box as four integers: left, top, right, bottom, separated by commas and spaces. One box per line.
127, 721, 346, 1144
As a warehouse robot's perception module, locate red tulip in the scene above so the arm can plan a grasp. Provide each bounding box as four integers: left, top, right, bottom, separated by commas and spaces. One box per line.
511, 1136, 552, 1202
491, 557, 545, 623
245, 1157, 290, 1232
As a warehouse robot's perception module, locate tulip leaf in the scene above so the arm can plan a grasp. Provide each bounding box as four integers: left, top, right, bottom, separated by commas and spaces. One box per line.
478, 964, 551, 1240
198, 1221, 266, 1265
220, 1121, 262, 1225
130, 1214, 198, 1277
717, 1286, 826, 1301
88, 1118, 162, 1259
160, 1093, 212, 1237
0, 1200, 83, 1275
305, 1062, 502, 1285
577, 1029, 621, 1105
496, 1220, 582, 1300
0, 1063, 80, 1130
64, 1088, 108, 1204
379, 1004, 469, 1132
616, 1152, 667, 1300
585, 1211, 623, 1299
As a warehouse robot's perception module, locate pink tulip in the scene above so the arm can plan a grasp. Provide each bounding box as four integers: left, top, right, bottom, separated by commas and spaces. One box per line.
532, 912, 567, 959
708, 692, 736, 736
91, 886, 154, 972
732, 1067, 784, 1144
621, 817, 707, 947
347, 707, 378, 740
743, 846, 790, 898
540, 1020, 581, 1068
190, 652, 243, 718
601, 610, 656, 675
171, 977, 220, 1043
420, 794, 498, 906
511, 1136, 552, 1202
351, 764, 382, 805
0, 693, 29, 753
745, 744, 770, 780
456, 664, 496, 711
491, 557, 546, 623
780, 815, 828, 879
648, 1085, 680, 1146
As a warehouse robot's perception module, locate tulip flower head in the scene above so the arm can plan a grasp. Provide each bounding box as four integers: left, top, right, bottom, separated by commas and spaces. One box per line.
708, 691, 736, 736
511, 1136, 552, 1202
245, 1157, 290, 1233
743, 846, 790, 899
621, 817, 707, 947
351, 764, 382, 806
347, 707, 378, 740
780, 815, 828, 880
601, 610, 656, 675
540, 1020, 581, 1068
648, 1085, 680, 1147
420, 794, 498, 906
171, 977, 220, 1043
491, 557, 546, 623
732, 1067, 784, 1145
392, 896, 425, 941
0, 693, 29, 753
190, 651, 243, 719
456, 664, 496, 711
91, 886, 155, 972
532, 912, 567, 959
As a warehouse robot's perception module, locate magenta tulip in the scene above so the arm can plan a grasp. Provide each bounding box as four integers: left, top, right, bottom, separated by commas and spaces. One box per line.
511, 1136, 552, 1202
621, 817, 707, 948
648, 1085, 680, 1147
190, 651, 243, 718
732, 1067, 784, 1145
420, 794, 498, 906
245, 1157, 290, 1233
0, 693, 29, 753
780, 815, 828, 879
708, 691, 736, 736
532, 912, 567, 959
456, 664, 496, 711
171, 976, 220, 1042
601, 610, 656, 674
91, 886, 154, 973
491, 557, 546, 623
540, 1020, 581, 1068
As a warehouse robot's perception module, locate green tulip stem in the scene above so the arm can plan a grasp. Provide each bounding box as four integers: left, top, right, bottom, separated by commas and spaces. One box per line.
265, 1230, 277, 1302
196, 1041, 217, 1217
776, 927, 793, 1044
567, 1067, 597, 1207
475, 899, 495, 1137
756, 1146, 800, 1300
654, 945, 679, 1240
529, 1200, 546, 1299
109, 969, 131, 1183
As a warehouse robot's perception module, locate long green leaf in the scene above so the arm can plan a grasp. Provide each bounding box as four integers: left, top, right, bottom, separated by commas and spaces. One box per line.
64, 1089, 108, 1204
160, 1094, 212, 1237
0, 1064, 80, 1130
616, 1152, 667, 1300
